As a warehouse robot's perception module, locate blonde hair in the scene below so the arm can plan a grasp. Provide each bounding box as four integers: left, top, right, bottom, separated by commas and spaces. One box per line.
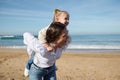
53, 9, 69, 21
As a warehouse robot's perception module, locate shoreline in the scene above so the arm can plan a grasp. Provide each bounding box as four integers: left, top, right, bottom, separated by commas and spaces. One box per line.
1, 47, 120, 53
0, 48, 120, 80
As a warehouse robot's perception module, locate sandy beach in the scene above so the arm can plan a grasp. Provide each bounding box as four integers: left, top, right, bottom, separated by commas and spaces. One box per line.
0, 48, 120, 80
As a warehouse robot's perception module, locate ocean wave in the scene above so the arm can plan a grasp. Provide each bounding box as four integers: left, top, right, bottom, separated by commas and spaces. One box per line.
0, 46, 26, 49
1, 45, 120, 52
0, 35, 23, 39
0, 35, 14, 39
1, 45, 120, 50
0, 35, 14, 37
67, 44, 120, 49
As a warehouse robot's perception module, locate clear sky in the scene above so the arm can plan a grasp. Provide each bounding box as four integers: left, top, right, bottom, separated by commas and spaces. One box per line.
0, 0, 120, 35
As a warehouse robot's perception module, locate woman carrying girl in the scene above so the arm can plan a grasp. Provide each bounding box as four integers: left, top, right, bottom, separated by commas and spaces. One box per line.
23, 22, 70, 80
24, 9, 70, 77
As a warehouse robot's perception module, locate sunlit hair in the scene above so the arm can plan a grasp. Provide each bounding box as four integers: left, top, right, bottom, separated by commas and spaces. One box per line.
46, 22, 66, 43
53, 9, 69, 22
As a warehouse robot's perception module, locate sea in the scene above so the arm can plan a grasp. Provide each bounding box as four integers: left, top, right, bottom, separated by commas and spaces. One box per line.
0, 34, 120, 52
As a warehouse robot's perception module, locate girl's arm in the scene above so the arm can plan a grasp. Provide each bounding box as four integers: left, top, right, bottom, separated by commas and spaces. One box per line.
38, 27, 48, 44
38, 27, 53, 52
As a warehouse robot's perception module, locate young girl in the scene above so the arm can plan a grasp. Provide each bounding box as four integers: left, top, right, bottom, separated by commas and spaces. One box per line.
23, 22, 70, 80
24, 9, 70, 77
38, 9, 70, 51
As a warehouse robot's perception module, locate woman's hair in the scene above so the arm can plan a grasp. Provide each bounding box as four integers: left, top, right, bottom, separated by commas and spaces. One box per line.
46, 22, 66, 43
53, 9, 69, 21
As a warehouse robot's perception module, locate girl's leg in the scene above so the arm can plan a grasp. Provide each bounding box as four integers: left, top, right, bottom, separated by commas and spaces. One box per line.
26, 52, 34, 70
24, 52, 34, 77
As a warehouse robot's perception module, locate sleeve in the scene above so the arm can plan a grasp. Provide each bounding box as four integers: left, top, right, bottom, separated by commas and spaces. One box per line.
61, 45, 67, 51
23, 32, 47, 56
38, 26, 48, 44
26, 46, 34, 56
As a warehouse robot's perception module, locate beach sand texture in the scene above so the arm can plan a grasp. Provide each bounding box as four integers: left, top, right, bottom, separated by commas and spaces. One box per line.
0, 48, 120, 80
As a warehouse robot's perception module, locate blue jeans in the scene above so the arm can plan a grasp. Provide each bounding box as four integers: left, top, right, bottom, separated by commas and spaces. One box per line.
29, 63, 56, 80
26, 52, 34, 70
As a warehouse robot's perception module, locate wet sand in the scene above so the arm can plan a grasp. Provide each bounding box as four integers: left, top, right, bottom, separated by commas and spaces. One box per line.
0, 48, 120, 80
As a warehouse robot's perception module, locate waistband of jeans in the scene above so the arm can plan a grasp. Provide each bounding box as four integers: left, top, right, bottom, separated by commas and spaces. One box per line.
33, 63, 52, 70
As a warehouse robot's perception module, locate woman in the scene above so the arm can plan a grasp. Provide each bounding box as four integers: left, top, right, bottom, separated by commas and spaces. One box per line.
24, 9, 70, 77
23, 22, 70, 80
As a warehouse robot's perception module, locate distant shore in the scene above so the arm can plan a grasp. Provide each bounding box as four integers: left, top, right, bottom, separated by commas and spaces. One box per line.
0, 48, 120, 80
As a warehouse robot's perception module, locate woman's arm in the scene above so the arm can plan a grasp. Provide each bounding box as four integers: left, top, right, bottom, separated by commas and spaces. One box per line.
27, 47, 35, 56
23, 32, 47, 55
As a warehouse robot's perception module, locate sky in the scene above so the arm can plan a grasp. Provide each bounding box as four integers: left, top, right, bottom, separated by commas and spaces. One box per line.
0, 0, 120, 35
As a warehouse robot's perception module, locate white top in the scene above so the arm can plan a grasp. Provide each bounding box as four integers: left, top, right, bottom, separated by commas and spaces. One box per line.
38, 25, 49, 44
26, 47, 34, 56
23, 32, 66, 68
